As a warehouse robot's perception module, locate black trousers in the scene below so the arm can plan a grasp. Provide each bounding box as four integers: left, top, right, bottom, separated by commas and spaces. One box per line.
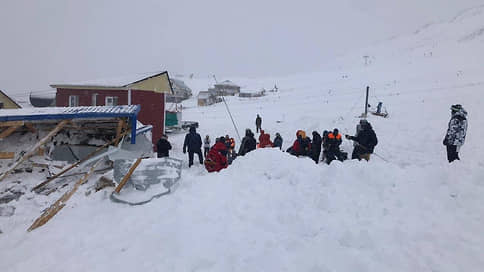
188, 149, 203, 167
204, 147, 210, 157
446, 145, 460, 163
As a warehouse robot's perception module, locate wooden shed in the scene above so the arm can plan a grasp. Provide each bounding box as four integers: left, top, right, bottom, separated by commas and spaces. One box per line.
51, 71, 173, 147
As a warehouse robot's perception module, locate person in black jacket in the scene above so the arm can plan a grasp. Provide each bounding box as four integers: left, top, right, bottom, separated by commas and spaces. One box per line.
238, 129, 257, 156
273, 133, 283, 150
311, 131, 322, 164
345, 120, 378, 161
183, 126, 203, 167
325, 128, 343, 164
255, 114, 262, 133
156, 134, 172, 158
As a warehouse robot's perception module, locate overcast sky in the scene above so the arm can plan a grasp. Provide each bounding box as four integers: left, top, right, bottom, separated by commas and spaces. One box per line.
0, 0, 482, 94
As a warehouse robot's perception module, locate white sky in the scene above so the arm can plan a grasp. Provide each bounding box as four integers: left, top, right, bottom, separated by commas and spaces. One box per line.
0, 0, 482, 94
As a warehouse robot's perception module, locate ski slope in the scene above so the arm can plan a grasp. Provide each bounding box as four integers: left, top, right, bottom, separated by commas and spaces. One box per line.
1, 5, 484, 272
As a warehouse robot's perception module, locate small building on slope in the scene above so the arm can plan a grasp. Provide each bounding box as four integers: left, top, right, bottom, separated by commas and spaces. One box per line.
213, 80, 240, 96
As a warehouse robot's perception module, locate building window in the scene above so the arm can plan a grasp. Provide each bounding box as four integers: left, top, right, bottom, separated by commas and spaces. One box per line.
69, 95, 79, 107
91, 93, 98, 106
105, 96, 118, 106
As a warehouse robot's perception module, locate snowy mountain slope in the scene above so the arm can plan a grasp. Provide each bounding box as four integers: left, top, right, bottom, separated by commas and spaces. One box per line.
1, 5, 484, 272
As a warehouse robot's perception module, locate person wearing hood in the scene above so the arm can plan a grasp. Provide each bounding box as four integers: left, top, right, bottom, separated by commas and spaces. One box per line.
289, 130, 311, 157
273, 133, 283, 150
156, 134, 172, 158
311, 131, 322, 164
205, 137, 228, 172
238, 129, 257, 156
183, 126, 203, 167
443, 104, 468, 163
258, 130, 274, 148
345, 121, 378, 161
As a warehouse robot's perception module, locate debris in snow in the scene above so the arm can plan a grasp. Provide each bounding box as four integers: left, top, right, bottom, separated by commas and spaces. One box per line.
0, 184, 26, 204
95, 176, 115, 192
0, 205, 16, 217
111, 157, 182, 205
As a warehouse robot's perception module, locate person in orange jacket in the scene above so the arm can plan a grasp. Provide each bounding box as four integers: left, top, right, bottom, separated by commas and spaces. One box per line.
326, 128, 344, 164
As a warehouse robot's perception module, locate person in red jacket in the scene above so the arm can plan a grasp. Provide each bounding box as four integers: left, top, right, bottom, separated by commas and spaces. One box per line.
204, 137, 229, 172
288, 130, 311, 156
258, 130, 274, 148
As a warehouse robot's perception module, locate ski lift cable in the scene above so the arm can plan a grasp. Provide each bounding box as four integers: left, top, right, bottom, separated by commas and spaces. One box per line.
212, 75, 242, 142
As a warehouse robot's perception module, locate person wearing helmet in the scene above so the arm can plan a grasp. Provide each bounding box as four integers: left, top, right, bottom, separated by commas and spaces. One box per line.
443, 104, 468, 162
289, 130, 311, 157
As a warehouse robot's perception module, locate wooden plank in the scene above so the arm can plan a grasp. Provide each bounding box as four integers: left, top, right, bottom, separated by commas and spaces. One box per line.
24, 123, 36, 133
114, 119, 125, 146
0, 152, 15, 159
113, 158, 142, 194
0, 126, 20, 139
0, 121, 24, 127
0, 120, 69, 182
31, 130, 128, 192
27, 158, 103, 232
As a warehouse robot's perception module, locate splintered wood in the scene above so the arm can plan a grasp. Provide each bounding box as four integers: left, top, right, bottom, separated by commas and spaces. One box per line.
0, 120, 69, 182
27, 158, 103, 232
0, 126, 20, 139
32, 130, 128, 192
113, 157, 142, 194
0, 152, 15, 159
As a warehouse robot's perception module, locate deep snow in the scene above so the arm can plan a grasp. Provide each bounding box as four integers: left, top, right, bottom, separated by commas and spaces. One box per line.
1, 5, 484, 272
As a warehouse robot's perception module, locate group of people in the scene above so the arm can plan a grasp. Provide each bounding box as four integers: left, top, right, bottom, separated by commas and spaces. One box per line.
285, 120, 378, 164
156, 104, 468, 173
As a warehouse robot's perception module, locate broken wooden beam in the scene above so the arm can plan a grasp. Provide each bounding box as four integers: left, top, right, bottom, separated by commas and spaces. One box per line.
0, 126, 20, 139
0, 120, 69, 182
27, 158, 103, 232
0, 152, 15, 159
24, 123, 36, 133
113, 158, 142, 194
114, 119, 126, 146
0, 121, 24, 127
31, 130, 128, 192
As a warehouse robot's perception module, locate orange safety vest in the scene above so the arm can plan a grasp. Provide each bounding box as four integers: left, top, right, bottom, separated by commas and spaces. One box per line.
328, 133, 341, 140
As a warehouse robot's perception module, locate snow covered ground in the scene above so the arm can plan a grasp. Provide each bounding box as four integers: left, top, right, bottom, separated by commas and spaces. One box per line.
1, 5, 484, 272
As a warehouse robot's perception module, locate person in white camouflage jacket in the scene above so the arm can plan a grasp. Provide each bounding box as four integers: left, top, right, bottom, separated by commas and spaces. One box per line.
443, 104, 468, 163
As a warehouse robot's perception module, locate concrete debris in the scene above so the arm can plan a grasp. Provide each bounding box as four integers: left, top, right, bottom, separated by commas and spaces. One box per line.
0, 184, 27, 204
0, 205, 16, 217
114, 158, 181, 191
111, 157, 182, 205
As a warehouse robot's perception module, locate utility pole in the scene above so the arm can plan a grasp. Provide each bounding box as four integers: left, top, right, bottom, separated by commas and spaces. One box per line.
364, 86, 369, 118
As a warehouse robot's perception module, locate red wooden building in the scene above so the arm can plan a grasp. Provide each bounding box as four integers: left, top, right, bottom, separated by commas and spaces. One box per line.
51, 71, 173, 147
